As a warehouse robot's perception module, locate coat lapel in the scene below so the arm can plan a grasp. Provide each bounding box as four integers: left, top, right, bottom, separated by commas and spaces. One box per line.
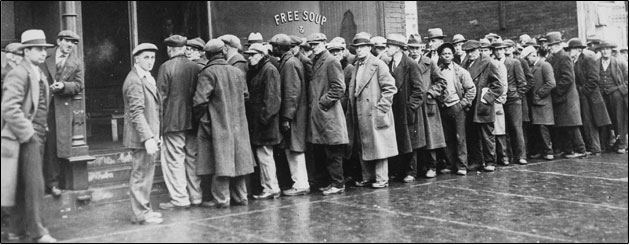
418, 57, 430, 74
45, 49, 57, 83
354, 56, 378, 97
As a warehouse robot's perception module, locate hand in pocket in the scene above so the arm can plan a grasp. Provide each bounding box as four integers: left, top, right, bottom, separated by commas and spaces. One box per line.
375, 110, 390, 129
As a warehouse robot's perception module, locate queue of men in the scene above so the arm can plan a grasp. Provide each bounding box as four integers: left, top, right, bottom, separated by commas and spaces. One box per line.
1, 27, 628, 242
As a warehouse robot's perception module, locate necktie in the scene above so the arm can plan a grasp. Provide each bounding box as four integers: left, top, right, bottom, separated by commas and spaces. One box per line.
392, 61, 397, 72
57, 54, 67, 70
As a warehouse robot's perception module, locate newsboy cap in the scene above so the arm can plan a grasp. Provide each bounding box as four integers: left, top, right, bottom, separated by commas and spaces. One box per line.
270, 34, 292, 46
219, 34, 242, 50
186, 37, 205, 50
243, 43, 267, 55
164, 35, 187, 47
385, 34, 407, 48
57, 30, 80, 42
289, 35, 302, 46
3, 43, 24, 55
503, 39, 515, 48
132, 43, 158, 56
204, 39, 225, 53
331, 37, 347, 47
327, 40, 345, 51
351, 32, 373, 47
307, 33, 327, 44
462, 40, 480, 51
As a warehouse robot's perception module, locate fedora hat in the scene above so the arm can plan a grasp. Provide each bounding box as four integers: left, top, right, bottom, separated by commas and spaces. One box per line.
407, 34, 423, 47
426, 28, 446, 40
351, 32, 373, 47
18, 29, 54, 50
248, 32, 264, 44
370, 36, 386, 48
545, 32, 564, 46
563, 38, 586, 51
521, 46, 537, 58
385, 34, 407, 48
598, 40, 617, 50
479, 38, 491, 49
451, 34, 466, 44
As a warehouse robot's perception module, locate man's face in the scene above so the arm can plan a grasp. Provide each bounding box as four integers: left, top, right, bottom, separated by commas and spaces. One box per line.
506, 47, 514, 55
373, 46, 386, 55
57, 38, 77, 55
525, 52, 537, 65
246, 52, 263, 66
408, 46, 421, 59
480, 47, 491, 57
548, 43, 563, 54
330, 48, 344, 60
429, 38, 443, 51
185, 46, 201, 60
23, 47, 47, 65
466, 49, 480, 61
568, 48, 581, 59
600, 48, 612, 58
310, 42, 326, 54
135, 51, 156, 71
355, 45, 371, 58
493, 47, 506, 59
385, 44, 400, 56
454, 42, 463, 53
440, 47, 453, 64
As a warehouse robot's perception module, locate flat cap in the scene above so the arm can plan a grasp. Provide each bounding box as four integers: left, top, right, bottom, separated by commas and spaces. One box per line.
132, 43, 158, 56
3, 43, 24, 55
327, 40, 345, 51
462, 40, 480, 51
57, 30, 80, 41
204, 39, 225, 53
307, 33, 327, 44
186, 37, 205, 50
330, 37, 346, 46
289, 35, 302, 46
270, 34, 292, 46
385, 34, 407, 48
218, 34, 242, 50
485, 33, 500, 39
299, 37, 309, 48
520, 46, 537, 58
370, 36, 387, 48
243, 43, 267, 55
164, 35, 187, 47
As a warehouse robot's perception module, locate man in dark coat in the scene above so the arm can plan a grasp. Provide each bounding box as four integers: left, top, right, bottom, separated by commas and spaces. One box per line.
546, 32, 586, 158
244, 43, 282, 200
185, 37, 208, 66
306, 33, 349, 196
461, 40, 503, 172
597, 40, 629, 154
40, 30, 84, 197
156, 35, 203, 210
219, 34, 248, 76
193, 39, 255, 208
506, 39, 535, 159
382, 34, 424, 183
565, 38, 611, 156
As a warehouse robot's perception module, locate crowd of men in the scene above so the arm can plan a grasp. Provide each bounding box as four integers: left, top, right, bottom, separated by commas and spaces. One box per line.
1, 26, 628, 241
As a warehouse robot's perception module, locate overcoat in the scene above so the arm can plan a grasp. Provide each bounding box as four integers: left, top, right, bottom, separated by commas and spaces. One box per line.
574, 51, 611, 127
245, 57, 282, 146
418, 56, 447, 149
278, 52, 308, 152
462, 54, 503, 124
307, 50, 349, 145
228, 52, 248, 76
493, 59, 508, 135
389, 53, 425, 154
517, 56, 535, 122
529, 58, 556, 125
548, 50, 582, 127
122, 67, 161, 149
347, 54, 398, 161
156, 54, 201, 134
194, 57, 255, 177
40, 47, 83, 158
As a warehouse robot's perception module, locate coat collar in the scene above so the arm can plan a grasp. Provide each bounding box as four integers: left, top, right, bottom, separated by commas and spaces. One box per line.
353, 55, 379, 97
313, 50, 331, 73
466, 54, 491, 80
418, 56, 432, 74
131, 66, 159, 101
279, 51, 295, 69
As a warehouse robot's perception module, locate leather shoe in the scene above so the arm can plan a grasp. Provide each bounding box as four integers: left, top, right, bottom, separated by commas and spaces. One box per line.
317, 185, 332, 192
402, 175, 416, 183
49, 186, 62, 197
544, 154, 554, 160
282, 188, 310, 196
35, 234, 57, 243
425, 169, 436, 178
355, 180, 374, 187
439, 169, 452, 175
253, 191, 280, 200
201, 201, 229, 209
518, 159, 528, 165
322, 186, 345, 196
456, 169, 467, 175
159, 202, 190, 210
371, 181, 388, 188
529, 153, 543, 159
617, 149, 626, 154
565, 152, 586, 158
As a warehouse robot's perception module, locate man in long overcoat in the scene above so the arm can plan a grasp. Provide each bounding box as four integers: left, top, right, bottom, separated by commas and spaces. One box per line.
382, 34, 424, 183
546, 32, 586, 158
219, 34, 248, 76
597, 40, 629, 154
521, 46, 556, 160
40, 30, 83, 196
461, 40, 503, 172
347, 32, 399, 188
306, 33, 349, 196
193, 39, 255, 208
565, 38, 611, 156
506, 39, 535, 159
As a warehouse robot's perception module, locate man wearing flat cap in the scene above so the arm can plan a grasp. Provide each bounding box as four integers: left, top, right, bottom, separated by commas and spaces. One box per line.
156, 35, 203, 210
381, 33, 424, 183
194, 39, 255, 208
565, 38, 611, 156
2, 29, 57, 243
219, 34, 248, 76
123, 43, 162, 224
186, 37, 208, 66
597, 40, 628, 154
40, 30, 83, 197
425, 28, 446, 64
290, 35, 313, 85
306, 33, 349, 196
545, 32, 586, 159
2, 43, 23, 101
461, 40, 503, 172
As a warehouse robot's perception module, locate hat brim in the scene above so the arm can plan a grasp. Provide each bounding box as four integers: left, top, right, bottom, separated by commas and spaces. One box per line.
452, 39, 467, 44
243, 50, 261, 54
426, 35, 446, 40
18, 43, 54, 50
351, 43, 373, 47
407, 44, 422, 48
547, 40, 563, 46
563, 45, 586, 51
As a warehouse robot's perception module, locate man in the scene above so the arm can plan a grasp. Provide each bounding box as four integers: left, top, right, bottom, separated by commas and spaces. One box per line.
244, 42, 283, 199
546, 32, 586, 158
485, 33, 501, 44
461, 40, 503, 172
598, 40, 628, 154
381, 34, 423, 183
185, 37, 208, 66
219, 34, 247, 75
290, 35, 313, 84
299, 38, 314, 60
425, 28, 446, 64
2, 29, 57, 243
492, 40, 528, 165
452, 34, 467, 65
407, 34, 423, 63
565, 38, 611, 156
620, 47, 628, 61
194, 39, 255, 208
122, 43, 162, 225
347, 32, 398, 188
519, 34, 532, 47
506, 39, 535, 159
437, 43, 476, 175
40, 30, 83, 197
331, 37, 356, 65
2, 43, 23, 83
370, 36, 390, 64
521, 46, 556, 160
306, 33, 349, 195
155, 35, 202, 210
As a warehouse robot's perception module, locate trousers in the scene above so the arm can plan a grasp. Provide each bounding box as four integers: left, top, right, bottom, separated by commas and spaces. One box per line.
129, 149, 157, 222
211, 175, 248, 206
285, 150, 309, 190
161, 131, 202, 206
440, 103, 468, 170
255, 145, 280, 194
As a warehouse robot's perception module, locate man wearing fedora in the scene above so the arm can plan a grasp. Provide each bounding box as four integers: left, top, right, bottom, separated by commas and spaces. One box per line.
370, 36, 390, 64
346, 32, 398, 189
39, 30, 83, 197
452, 34, 467, 65
2, 29, 57, 242
185, 37, 208, 66
546, 32, 586, 159
380, 33, 424, 183
565, 38, 611, 156
425, 28, 446, 64
407, 34, 423, 63
597, 40, 628, 154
